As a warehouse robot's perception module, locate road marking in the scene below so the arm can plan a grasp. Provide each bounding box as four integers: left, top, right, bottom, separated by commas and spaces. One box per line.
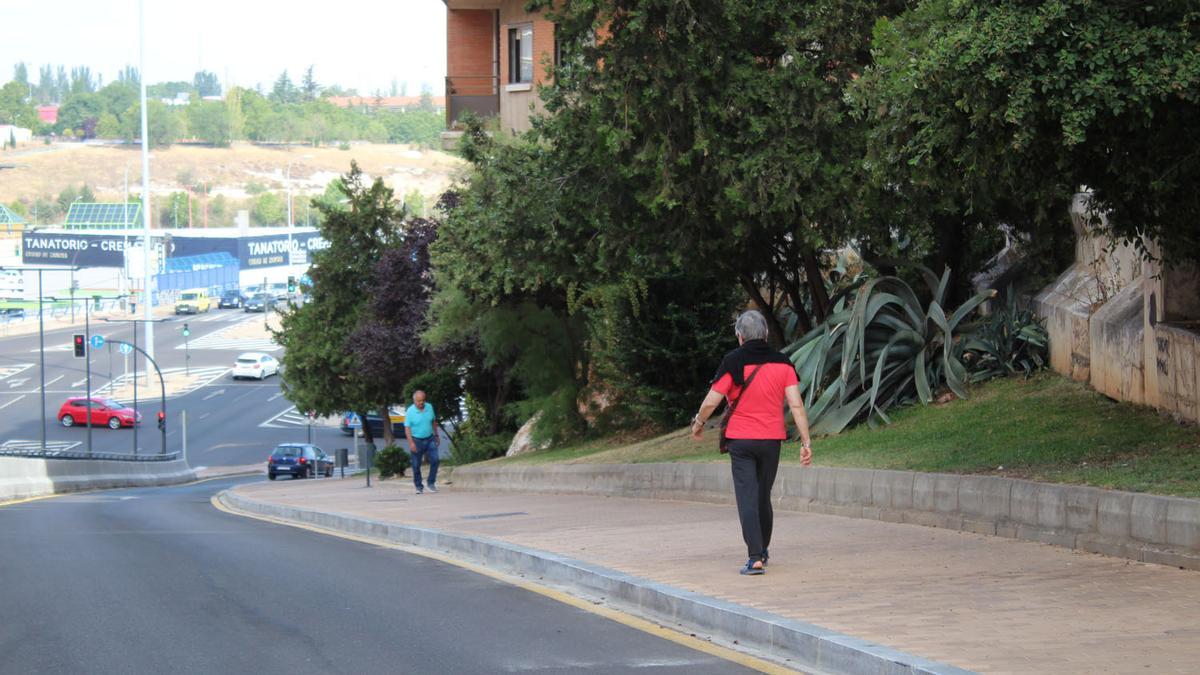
202, 388, 225, 401
8, 378, 28, 388
0, 394, 26, 409
71, 377, 89, 387
44, 375, 63, 387
1, 439, 82, 454
198, 412, 211, 420
268, 392, 283, 402
211, 494, 795, 675
0, 363, 33, 381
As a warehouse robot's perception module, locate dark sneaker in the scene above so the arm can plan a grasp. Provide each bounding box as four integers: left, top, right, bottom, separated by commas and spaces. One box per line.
415, 487, 424, 495
740, 559, 765, 576
427, 485, 438, 494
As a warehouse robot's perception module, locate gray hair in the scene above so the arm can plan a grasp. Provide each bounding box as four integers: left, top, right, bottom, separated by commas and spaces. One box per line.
734, 310, 769, 341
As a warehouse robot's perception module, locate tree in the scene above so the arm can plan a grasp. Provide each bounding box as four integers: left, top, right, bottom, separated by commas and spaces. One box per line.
13, 62, 28, 86
95, 112, 120, 139
116, 65, 140, 85
97, 80, 137, 120
250, 192, 286, 225
193, 70, 221, 97
120, 99, 182, 147
0, 81, 37, 128
301, 66, 320, 101
68, 66, 97, 95
36, 65, 55, 104
57, 92, 103, 138
187, 100, 232, 146
270, 70, 298, 105
855, 0, 1200, 266
274, 163, 402, 449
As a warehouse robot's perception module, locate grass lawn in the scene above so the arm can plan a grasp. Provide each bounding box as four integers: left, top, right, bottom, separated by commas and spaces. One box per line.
497, 373, 1200, 497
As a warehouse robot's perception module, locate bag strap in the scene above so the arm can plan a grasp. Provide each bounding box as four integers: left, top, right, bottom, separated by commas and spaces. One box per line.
723, 363, 766, 424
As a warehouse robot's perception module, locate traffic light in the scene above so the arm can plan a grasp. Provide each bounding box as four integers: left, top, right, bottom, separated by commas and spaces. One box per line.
182, 323, 190, 337
287, 276, 296, 293
157, 411, 166, 432
72, 334, 85, 358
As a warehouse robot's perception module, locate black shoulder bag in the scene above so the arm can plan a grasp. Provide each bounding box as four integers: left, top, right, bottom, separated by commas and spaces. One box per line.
718, 364, 764, 454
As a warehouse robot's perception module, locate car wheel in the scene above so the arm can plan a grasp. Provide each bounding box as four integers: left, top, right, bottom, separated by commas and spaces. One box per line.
107, 417, 121, 430
268, 473, 276, 481
60, 414, 75, 427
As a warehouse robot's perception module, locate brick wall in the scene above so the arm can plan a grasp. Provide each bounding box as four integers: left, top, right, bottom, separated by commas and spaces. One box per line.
447, 9, 496, 97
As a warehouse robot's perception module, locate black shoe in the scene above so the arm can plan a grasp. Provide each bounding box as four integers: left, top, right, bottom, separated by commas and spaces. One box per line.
740, 559, 765, 576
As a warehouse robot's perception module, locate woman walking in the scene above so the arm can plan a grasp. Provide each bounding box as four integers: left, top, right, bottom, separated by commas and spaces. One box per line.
691, 310, 812, 575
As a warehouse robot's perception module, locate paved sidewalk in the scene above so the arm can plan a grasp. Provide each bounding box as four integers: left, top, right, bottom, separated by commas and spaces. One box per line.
234, 478, 1200, 673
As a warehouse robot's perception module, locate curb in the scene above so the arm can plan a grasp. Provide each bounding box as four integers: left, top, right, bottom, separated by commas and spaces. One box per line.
218, 488, 974, 675
447, 463, 1200, 571
0, 456, 196, 502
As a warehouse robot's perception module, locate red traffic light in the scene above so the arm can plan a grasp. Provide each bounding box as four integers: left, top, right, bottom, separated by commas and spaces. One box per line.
72, 334, 86, 358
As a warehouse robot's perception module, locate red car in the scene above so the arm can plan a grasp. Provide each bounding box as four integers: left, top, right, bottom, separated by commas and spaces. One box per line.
57, 397, 142, 430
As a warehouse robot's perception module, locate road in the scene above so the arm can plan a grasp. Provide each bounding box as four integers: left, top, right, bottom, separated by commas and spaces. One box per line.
0, 308, 350, 466
0, 477, 754, 674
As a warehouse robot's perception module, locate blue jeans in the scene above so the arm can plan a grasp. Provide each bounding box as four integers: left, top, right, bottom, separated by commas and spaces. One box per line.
410, 436, 439, 490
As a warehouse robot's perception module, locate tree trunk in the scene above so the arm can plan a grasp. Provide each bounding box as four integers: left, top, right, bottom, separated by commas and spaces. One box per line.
802, 251, 831, 323
780, 274, 814, 336
380, 403, 396, 447
738, 273, 786, 349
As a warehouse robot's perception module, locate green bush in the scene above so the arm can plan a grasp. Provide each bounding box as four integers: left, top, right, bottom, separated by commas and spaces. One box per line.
786, 267, 994, 435
374, 444, 410, 478
962, 290, 1049, 382
450, 433, 512, 466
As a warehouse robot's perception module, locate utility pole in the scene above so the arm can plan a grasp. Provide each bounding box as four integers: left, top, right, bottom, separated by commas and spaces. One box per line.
139, 0, 156, 365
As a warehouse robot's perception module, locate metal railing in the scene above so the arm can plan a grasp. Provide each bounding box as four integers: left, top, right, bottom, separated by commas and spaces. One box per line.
446, 76, 500, 128
0, 448, 182, 461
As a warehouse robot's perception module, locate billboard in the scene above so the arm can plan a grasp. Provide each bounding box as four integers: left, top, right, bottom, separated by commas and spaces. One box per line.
22, 232, 129, 267
169, 232, 328, 269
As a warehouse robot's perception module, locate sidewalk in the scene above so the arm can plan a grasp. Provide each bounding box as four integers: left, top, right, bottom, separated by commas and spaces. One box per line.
231, 478, 1200, 673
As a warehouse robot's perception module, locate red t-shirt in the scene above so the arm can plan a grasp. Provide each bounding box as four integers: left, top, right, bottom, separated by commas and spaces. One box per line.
711, 363, 799, 440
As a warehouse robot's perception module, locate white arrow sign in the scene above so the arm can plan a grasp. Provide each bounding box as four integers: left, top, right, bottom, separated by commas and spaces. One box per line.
8, 378, 28, 388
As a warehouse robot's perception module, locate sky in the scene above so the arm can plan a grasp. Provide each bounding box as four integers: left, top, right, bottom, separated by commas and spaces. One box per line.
2, 1, 447, 96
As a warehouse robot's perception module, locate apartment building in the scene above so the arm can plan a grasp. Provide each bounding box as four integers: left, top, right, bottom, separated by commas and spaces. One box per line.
443, 1, 557, 136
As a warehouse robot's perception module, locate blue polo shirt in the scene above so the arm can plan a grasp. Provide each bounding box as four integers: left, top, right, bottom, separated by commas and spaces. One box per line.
405, 403, 436, 439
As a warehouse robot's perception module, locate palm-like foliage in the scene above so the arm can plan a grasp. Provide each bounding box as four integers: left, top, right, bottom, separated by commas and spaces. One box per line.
960, 289, 1048, 381
785, 267, 995, 435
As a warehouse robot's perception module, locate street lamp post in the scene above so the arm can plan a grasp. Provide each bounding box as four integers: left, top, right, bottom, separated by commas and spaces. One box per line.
103, 316, 169, 455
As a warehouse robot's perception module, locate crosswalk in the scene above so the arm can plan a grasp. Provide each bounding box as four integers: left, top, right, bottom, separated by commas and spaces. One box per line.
260, 406, 341, 430
94, 366, 230, 400
0, 439, 82, 455
0, 363, 33, 382
176, 318, 281, 353
184, 312, 257, 323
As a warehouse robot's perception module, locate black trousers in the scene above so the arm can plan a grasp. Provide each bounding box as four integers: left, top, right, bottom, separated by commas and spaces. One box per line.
727, 439, 781, 562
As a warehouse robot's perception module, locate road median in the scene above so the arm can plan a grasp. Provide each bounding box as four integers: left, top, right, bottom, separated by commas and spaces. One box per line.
0, 455, 196, 502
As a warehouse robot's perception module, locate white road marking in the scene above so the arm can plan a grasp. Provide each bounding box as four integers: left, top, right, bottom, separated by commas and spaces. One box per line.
44, 375, 63, 387
0, 364, 34, 381
0, 395, 26, 410
202, 388, 225, 401
0, 439, 81, 453
71, 377, 89, 387
8, 378, 28, 388
268, 392, 283, 402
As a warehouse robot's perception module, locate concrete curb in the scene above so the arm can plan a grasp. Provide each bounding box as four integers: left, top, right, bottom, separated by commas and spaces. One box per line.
0, 456, 196, 501
219, 488, 973, 675
446, 464, 1200, 571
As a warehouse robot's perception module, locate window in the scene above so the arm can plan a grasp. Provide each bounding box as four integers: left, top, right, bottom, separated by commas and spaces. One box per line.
508, 23, 534, 84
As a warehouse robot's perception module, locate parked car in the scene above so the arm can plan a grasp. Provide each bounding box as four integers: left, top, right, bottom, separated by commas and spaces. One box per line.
267, 444, 334, 480
57, 397, 141, 429
243, 293, 274, 313
1, 307, 26, 321
175, 289, 212, 314
339, 409, 406, 437
269, 282, 290, 301
231, 352, 279, 380
217, 290, 245, 309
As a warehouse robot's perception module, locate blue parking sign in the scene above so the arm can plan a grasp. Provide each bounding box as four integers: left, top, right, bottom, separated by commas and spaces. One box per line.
89, 335, 105, 349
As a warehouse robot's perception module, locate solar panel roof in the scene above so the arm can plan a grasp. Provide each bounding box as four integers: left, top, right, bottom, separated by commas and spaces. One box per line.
64, 202, 142, 228
0, 204, 25, 225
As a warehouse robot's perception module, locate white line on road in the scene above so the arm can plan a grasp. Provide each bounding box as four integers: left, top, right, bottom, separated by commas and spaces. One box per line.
71, 378, 88, 387
198, 412, 211, 420
202, 388, 225, 401
0, 395, 26, 410
8, 378, 28, 388
268, 392, 283, 402
44, 375, 63, 387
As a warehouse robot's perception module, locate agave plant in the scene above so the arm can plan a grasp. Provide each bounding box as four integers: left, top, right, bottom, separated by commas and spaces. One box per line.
960, 288, 1048, 381
785, 267, 995, 435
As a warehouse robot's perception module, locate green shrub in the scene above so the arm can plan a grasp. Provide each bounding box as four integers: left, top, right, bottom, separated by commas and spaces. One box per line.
786, 267, 994, 435
449, 433, 512, 465
374, 444, 410, 478
961, 290, 1048, 381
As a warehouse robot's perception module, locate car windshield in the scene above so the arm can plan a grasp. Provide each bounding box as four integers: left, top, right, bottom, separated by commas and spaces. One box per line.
236, 358, 257, 365
222, 291, 238, 298
180, 293, 198, 300
272, 446, 303, 457
252, 294, 271, 300
100, 399, 122, 409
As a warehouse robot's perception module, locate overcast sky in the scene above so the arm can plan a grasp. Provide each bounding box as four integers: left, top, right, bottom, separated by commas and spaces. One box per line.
3, 1, 447, 95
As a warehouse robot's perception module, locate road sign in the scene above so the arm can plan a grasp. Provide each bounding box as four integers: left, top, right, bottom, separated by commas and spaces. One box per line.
118, 343, 132, 355
89, 335, 105, 349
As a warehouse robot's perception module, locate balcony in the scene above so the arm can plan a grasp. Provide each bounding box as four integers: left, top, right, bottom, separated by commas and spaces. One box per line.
446, 75, 500, 129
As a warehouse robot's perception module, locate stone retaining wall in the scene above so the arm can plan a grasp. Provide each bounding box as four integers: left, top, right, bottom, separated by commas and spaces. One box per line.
448, 463, 1200, 570
0, 456, 197, 502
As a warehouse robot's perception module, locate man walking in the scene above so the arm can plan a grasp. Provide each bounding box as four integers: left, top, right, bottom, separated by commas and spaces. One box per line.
405, 390, 439, 494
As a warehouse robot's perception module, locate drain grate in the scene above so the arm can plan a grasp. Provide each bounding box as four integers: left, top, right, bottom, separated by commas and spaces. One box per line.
460, 511, 528, 520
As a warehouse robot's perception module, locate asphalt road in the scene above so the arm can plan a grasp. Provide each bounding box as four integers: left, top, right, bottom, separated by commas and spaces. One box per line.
0, 308, 349, 466
0, 477, 754, 674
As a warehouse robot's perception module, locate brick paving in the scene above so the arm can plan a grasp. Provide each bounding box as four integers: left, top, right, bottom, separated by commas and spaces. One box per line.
235, 477, 1200, 673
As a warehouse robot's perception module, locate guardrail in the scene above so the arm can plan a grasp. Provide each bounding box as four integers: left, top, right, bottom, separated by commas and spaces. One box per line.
0, 448, 182, 462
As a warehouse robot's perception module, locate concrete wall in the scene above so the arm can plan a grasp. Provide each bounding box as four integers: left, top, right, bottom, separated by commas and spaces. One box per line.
0, 456, 196, 502
448, 463, 1200, 570
1036, 194, 1200, 423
